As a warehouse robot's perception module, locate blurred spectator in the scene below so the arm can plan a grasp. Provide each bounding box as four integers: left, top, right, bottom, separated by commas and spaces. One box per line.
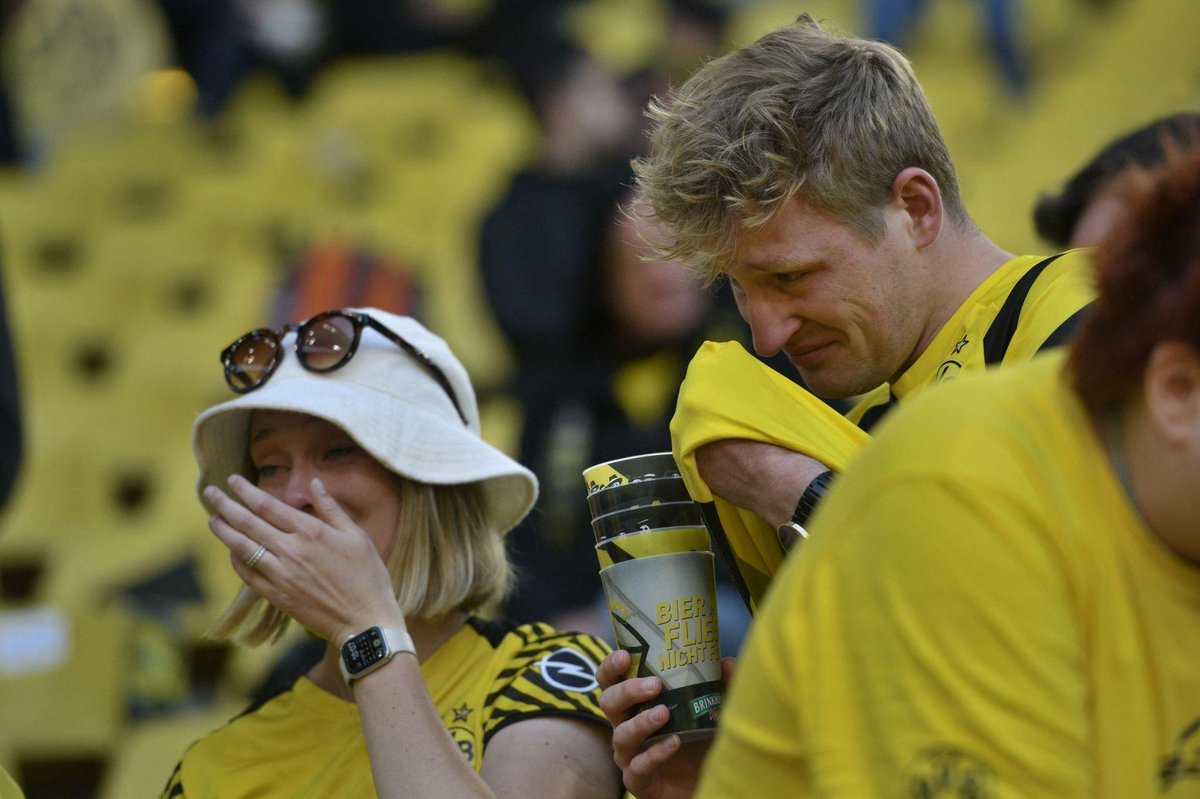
488, 181, 739, 638
154, 0, 250, 119
1034, 112, 1200, 248
477, 36, 642, 633
0, 233, 22, 513
0, 1, 25, 167
328, 0, 477, 56
0, 64, 18, 166
629, 0, 730, 105
480, 12, 762, 644
156, 0, 491, 117
269, 238, 423, 326
865, 0, 1031, 96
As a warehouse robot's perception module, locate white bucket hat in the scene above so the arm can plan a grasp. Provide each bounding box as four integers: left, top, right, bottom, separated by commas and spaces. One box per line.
192, 308, 537, 535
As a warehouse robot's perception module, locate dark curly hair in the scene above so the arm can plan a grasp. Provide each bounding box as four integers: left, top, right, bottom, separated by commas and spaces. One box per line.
1070, 139, 1200, 413
1034, 113, 1200, 247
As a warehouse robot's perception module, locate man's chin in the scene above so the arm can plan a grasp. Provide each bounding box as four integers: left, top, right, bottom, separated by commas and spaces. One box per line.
796, 369, 878, 401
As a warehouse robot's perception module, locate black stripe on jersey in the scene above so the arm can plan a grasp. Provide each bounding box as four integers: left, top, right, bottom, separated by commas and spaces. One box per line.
499, 636, 608, 686
567, 635, 611, 666
160, 762, 184, 798
484, 709, 612, 744
1037, 304, 1092, 352
484, 637, 607, 708
983, 253, 1067, 365
857, 390, 898, 433
487, 681, 599, 721
698, 501, 754, 613
466, 615, 517, 648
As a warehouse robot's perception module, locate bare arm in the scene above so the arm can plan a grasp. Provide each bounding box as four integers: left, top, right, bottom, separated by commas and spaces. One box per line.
695, 439, 829, 528
482, 718, 621, 799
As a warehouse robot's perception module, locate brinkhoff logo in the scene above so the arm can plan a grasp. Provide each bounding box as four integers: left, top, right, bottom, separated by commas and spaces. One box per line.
537, 648, 599, 693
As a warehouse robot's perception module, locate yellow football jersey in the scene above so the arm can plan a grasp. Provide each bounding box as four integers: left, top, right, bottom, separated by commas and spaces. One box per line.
161, 619, 611, 798
699, 352, 1200, 797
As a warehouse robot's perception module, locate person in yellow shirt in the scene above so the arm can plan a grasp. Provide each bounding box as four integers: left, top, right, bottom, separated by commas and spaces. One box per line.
696, 139, 1200, 795
160, 309, 620, 798
598, 15, 1093, 796
634, 13, 1094, 534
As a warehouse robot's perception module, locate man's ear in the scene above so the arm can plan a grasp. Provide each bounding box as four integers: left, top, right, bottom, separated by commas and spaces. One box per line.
1143, 341, 1200, 445
890, 167, 942, 249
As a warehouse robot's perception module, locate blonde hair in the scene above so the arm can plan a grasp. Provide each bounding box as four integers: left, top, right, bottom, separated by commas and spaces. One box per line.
207, 479, 513, 646
633, 14, 971, 283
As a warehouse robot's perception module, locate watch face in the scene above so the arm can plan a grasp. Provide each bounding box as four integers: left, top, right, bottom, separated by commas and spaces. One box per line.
342, 627, 388, 676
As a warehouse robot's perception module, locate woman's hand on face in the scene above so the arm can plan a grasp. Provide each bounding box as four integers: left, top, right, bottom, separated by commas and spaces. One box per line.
204, 475, 403, 644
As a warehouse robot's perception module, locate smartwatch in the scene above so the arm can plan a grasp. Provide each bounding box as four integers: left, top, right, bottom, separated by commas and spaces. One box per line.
777, 470, 836, 552
339, 626, 416, 685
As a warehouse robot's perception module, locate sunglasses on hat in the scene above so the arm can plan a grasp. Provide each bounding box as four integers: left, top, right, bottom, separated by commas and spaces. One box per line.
220, 309, 468, 425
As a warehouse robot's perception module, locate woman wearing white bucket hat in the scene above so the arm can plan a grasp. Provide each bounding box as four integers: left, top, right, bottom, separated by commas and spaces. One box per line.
161, 309, 621, 798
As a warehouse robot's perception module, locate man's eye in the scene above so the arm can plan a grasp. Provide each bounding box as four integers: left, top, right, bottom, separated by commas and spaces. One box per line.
256, 464, 282, 479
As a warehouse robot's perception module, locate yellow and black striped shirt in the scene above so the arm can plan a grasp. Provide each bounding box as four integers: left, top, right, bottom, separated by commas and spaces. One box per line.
160, 618, 612, 798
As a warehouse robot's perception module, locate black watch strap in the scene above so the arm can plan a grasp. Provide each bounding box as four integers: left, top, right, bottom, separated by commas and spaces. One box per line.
791, 470, 836, 528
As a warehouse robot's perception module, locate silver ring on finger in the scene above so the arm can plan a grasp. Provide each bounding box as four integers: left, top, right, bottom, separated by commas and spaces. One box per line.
245, 544, 268, 569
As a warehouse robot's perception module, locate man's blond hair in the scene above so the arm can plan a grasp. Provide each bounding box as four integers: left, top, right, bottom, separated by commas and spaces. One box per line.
633, 14, 971, 283
208, 479, 512, 646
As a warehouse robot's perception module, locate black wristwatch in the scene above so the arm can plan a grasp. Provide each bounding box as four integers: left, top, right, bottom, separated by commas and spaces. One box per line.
776, 470, 836, 552
339, 626, 416, 685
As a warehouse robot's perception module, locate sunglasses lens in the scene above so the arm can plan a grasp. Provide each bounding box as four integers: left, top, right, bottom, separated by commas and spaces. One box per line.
226, 334, 280, 391
299, 314, 356, 371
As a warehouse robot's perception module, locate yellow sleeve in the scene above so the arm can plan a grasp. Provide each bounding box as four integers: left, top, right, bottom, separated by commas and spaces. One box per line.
669, 341, 869, 612
0, 766, 25, 799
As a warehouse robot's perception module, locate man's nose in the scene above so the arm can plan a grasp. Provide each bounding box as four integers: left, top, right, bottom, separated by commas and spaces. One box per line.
741, 294, 799, 358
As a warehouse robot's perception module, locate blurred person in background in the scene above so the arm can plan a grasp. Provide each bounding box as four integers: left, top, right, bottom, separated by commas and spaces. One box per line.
479, 2, 752, 646
161, 308, 620, 798
1034, 111, 1200, 249
477, 27, 655, 637
866, 0, 1031, 96
0, 265, 23, 799
695, 133, 1200, 798
0, 239, 21, 513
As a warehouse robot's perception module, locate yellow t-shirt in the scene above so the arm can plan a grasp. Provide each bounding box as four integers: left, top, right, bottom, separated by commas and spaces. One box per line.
672, 250, 1096, 613
161, 619, 612, 798
0, 767, 24, 799
698, 352, 1200, 797
671, 340, 869, 613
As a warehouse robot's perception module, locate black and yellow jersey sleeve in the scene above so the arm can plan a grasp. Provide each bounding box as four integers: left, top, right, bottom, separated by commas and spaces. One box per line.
479, 621, 612, 742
